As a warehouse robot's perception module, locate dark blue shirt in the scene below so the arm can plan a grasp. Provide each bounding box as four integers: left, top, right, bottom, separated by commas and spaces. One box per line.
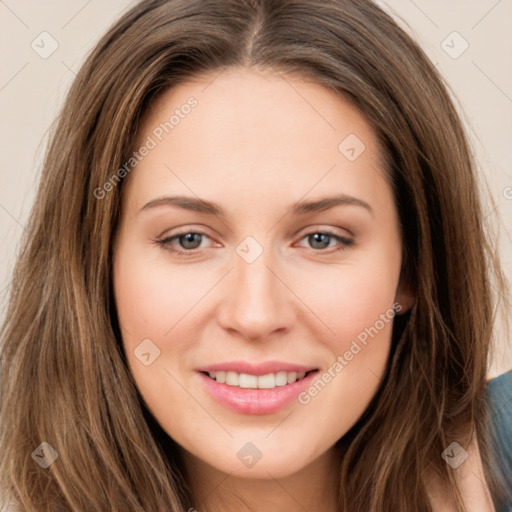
488, 370, 512, 512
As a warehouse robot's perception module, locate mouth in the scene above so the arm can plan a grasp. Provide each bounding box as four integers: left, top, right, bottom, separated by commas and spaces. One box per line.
196, 363, 320, 415
199, 369, 318, 389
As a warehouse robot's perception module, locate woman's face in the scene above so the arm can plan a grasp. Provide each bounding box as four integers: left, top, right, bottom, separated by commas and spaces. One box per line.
113, 67, 411, 480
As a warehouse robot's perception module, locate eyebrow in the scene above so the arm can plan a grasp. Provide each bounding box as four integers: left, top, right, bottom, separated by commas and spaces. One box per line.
140, 194, 373, 217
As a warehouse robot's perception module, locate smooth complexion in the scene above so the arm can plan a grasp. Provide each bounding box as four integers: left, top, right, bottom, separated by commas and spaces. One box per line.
112, 68, 490, 511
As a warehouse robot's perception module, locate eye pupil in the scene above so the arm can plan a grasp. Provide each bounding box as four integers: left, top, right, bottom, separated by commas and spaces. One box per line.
180, 233, 202, 249
309, 233, 330, 249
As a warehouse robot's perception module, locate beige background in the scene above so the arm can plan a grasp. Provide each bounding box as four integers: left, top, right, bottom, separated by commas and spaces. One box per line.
0, 0, 511, 376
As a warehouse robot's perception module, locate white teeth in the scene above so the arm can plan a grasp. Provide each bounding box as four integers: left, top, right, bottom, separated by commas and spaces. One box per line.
239, 373, 258, 388
275, 371, 288, 386
287, 371, 297, 384
258, 373, 275, 388
206, 370, 311, 389
225, 371, 238, 386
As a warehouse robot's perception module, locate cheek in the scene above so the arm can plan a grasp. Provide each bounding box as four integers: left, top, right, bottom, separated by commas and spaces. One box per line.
112, 246, 194, 384
303, 256, 399, 351
113, 246, 207, 340
113, 248, 203, 426
296, 249, 400, 419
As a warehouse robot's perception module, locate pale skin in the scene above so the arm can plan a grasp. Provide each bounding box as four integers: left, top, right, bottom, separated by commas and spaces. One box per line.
113, 67, 495, 511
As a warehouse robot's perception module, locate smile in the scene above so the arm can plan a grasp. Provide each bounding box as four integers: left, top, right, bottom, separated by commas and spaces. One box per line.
203, 370, 312, 389
196, 362, 320, 414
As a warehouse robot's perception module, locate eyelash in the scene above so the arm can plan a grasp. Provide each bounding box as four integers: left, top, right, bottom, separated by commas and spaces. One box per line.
154, 229, 354, 256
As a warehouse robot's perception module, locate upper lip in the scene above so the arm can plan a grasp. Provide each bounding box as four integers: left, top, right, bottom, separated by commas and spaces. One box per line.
196, 360, 318, 376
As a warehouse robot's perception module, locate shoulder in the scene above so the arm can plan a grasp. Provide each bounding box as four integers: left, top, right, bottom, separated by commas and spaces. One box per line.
487, 370, 512, 471
487, 370, 512, 417
487, 370, 512, 512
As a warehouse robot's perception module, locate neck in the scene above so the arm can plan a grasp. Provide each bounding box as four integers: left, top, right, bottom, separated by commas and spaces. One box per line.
181, 446, 341, 512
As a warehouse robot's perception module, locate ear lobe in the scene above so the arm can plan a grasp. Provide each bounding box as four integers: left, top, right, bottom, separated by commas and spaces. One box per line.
395, 279, 416, 314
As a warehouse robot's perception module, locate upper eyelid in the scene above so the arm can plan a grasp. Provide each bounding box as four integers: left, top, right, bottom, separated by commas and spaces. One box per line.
295, 225, 354, 240
158, 227, 215, 244
160, 222, 353, 238
159, 226, 352, 239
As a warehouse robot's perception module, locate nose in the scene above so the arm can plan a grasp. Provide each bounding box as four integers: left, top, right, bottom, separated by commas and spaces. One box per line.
216, 246, 296, 341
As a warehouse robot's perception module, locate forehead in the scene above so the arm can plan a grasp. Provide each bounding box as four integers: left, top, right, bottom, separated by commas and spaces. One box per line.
124, 67, 391, 215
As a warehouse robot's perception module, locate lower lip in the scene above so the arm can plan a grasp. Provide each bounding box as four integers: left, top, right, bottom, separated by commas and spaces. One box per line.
198, 371, 318, 415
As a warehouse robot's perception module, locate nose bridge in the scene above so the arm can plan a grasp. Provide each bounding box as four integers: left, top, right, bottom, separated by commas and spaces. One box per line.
217, 237, 295, 339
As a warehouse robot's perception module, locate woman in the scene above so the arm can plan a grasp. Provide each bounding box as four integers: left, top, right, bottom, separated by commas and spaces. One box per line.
1, 0, 510, 510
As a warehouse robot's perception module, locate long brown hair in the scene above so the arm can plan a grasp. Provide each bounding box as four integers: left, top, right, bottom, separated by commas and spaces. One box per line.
1, 0, 509, 510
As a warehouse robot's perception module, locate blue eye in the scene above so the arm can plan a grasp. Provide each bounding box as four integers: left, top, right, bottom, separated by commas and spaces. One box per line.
155, 230, 353, 256
156, 232, 208, 255
300, 231, 354, 251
